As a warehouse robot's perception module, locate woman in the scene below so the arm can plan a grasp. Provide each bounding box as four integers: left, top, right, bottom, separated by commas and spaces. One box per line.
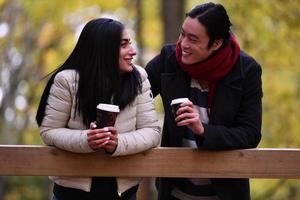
36, 18, 161, 200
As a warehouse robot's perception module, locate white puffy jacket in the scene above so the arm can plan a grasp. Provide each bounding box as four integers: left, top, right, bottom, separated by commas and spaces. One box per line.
40, 65, 161, 196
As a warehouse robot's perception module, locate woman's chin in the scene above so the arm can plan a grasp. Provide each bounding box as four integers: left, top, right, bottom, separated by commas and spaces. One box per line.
120, 65, 133, 73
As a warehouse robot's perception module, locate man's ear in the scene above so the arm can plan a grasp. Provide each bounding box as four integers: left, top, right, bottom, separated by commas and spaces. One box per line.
212, 39, 224, 51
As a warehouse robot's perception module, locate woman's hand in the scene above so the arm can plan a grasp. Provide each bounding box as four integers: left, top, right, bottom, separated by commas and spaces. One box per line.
87, 122, 118, 153
175, 101, 204, 136
102, 127, 118, 154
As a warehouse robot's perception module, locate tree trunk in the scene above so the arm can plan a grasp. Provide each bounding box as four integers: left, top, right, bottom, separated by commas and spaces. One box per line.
135, 0, 144, 67
162, 0, 185, 44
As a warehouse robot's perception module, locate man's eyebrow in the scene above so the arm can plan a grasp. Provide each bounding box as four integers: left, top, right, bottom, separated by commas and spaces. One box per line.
181, 27, 199, 39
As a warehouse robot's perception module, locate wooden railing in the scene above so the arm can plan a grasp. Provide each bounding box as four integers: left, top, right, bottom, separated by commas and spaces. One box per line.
0, 145, 300, 179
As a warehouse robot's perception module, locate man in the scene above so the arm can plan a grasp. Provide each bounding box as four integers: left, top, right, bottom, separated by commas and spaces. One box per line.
145, 2, 262, 200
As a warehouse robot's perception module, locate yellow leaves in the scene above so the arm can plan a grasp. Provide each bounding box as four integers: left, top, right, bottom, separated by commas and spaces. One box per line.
262, 68, 300, 147
36, 23, 56, 49
43, 49, 62, 73
141, 0, 162, 50
0, 0, 4, 7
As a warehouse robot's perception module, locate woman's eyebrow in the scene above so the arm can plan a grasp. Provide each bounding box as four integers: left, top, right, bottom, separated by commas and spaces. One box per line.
121, 38, 130, 43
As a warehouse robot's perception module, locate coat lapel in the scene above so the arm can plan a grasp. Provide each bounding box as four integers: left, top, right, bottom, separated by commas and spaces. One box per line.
210, 56, 243, 125
160, 59, 190, 147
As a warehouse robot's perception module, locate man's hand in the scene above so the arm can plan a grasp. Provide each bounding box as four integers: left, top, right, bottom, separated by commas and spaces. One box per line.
175, 101, 204, 136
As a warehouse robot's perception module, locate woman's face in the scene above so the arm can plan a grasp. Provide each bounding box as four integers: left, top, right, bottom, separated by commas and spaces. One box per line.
119, 30, 136, 73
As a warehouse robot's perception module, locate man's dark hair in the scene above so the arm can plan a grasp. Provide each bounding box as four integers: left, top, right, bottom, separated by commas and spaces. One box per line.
186, 2, 232, 48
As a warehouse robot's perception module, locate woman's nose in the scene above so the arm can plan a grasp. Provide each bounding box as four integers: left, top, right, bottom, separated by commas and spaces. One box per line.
129, 46, 137, 56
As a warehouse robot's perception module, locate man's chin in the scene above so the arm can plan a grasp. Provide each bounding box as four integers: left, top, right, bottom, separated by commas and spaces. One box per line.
182, 59, 193, 65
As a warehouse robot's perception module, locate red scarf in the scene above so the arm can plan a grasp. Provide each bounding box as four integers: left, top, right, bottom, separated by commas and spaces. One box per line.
175, 34, 240, 113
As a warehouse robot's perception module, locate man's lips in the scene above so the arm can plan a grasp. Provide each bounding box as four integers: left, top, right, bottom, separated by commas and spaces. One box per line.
182, 50, 191, 56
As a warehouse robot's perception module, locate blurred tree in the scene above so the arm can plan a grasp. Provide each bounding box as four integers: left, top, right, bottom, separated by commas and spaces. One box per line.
0, 0, 83, 198
0, 0, 300, 199
0, 0, 139, 199
133, 0, 144, 66
162, 0, 185, 44
222, 1, 300, 199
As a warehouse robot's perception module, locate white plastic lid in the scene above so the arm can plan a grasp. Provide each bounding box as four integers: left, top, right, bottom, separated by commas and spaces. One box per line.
170, 98, 189, 106
97, 103, 120, 112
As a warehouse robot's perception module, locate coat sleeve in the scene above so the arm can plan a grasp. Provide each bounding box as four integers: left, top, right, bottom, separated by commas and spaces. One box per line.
145, 54, 162, 98
40, 71, 93, 153
196, 60, 263, 150
112, 66, 161, 156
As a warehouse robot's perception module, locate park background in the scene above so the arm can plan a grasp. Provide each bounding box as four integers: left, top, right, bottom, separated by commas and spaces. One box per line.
0, 0, 300, 199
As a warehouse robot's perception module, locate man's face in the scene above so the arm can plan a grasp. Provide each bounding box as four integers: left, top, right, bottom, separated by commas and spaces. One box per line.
178, 17, 219, 65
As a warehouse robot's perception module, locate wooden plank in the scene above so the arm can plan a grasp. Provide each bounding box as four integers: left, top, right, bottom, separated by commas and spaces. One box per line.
0, 145, 300, 178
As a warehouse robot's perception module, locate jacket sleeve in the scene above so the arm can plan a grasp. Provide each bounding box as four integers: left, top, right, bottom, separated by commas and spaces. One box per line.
112, 66, 161, 156
40, 71, 93, 153
196, 60, 263, 150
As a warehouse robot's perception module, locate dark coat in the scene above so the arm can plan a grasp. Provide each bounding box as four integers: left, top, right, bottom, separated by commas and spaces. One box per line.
145, 44, 263, 200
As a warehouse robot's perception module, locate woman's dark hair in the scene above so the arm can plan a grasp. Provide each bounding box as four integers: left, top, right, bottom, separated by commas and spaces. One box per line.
36, 18, 142, 127
187, 2, 232, 48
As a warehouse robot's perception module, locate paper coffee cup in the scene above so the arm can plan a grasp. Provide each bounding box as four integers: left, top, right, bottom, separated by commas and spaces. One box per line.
170, 98, 189, 117
96, 103, 120, 128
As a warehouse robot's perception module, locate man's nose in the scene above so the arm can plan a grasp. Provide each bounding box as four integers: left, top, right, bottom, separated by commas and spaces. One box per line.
180, 37, 189, 48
